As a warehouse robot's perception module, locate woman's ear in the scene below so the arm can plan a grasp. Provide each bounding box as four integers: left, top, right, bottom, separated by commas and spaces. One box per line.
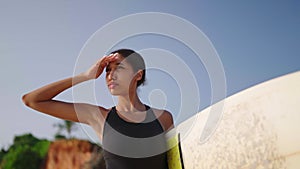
135, 70, 143, 81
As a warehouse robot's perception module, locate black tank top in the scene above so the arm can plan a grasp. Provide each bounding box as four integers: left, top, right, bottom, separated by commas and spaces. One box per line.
102, 105, 169, 169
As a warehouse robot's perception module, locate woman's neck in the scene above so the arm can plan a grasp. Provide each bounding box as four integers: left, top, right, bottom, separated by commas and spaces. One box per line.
116, 94, 145, 113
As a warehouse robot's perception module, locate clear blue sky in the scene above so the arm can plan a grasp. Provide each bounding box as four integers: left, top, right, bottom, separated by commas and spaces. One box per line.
1, 1, 299, 149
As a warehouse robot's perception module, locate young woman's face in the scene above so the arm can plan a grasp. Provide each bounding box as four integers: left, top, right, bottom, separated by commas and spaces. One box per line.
105, 55, 139, 96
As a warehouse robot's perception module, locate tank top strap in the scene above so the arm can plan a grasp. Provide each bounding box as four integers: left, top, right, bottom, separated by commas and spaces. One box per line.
105, 106, 117, 122
144, 104, 160, 124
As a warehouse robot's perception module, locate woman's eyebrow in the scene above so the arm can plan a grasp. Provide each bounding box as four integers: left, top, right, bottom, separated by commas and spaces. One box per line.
116, 62, 125, 66
106, 62, 125, 70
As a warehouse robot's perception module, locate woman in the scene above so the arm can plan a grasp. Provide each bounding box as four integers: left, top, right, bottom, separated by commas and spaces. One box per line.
22, 49, 174, 169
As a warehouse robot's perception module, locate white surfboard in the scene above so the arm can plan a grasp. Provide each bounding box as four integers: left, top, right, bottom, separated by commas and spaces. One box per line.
173, 71, 300, 169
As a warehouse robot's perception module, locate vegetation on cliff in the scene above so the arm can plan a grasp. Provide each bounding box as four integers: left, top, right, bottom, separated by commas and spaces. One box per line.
0, 133, 50, 169
0, 120, 105, 169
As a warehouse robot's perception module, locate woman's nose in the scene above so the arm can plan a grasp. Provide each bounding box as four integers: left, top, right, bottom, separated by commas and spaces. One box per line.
107, 70, 116, 80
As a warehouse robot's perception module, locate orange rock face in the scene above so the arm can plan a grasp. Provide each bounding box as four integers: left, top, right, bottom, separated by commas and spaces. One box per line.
43, 139, 105, 169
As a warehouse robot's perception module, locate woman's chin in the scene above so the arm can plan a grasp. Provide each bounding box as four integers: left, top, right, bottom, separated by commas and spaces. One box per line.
109, 90, 120, 96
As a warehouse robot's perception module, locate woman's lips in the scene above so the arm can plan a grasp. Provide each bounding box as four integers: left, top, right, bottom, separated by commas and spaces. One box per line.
108, 82, 118, 89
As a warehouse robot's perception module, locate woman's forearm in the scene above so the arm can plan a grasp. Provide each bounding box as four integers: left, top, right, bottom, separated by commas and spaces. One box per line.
22, 73, 89, 107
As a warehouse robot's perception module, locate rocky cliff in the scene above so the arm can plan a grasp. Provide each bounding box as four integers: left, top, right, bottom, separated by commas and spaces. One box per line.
42, 139, 105, 169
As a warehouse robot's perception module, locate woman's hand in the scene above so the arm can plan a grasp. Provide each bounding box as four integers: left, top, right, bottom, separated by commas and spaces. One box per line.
83, 53, 118, 80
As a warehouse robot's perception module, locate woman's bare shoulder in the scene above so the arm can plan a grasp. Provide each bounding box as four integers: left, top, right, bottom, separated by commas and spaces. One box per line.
151, 108, 174, 131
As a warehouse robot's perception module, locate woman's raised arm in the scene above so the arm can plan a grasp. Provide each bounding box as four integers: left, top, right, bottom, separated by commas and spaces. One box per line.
22, 54, 118, 125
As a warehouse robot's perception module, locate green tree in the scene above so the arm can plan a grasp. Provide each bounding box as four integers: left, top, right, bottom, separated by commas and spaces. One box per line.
53, 120, 77, 139
0, 148, 7, 164
0, 134, 50, 169
1, 145, 40, 169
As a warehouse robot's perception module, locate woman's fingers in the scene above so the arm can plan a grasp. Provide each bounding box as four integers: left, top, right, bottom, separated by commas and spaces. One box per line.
82, 53, 119, 80
100, 53, 119, 68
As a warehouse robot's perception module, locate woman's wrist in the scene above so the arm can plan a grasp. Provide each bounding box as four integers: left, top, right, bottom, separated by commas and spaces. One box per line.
73, 73, 91, 85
